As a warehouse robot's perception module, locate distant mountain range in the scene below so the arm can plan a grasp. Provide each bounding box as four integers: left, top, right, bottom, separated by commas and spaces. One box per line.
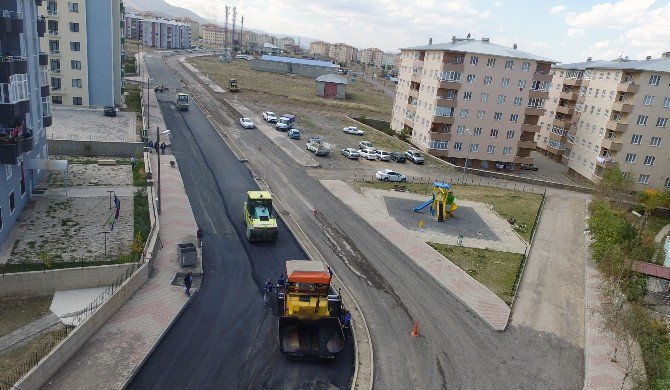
124, 0, 315, 48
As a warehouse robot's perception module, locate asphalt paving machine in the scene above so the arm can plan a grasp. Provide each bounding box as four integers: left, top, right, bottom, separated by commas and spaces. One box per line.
228, 78, 240, 92
244, 191, 278, 241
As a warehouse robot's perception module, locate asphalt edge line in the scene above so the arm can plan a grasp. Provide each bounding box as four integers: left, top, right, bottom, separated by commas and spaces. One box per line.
260, 179, 374, 390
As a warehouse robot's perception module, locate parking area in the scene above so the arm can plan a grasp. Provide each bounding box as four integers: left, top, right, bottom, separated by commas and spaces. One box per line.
48, 107, 137, 142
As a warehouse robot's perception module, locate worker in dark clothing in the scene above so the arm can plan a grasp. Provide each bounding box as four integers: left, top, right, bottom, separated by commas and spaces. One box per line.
184, 271, 193, 296
196, 226, 203, 248
277, 274, 286, 289
264, 278, 274, 304
342, 311, 352, 339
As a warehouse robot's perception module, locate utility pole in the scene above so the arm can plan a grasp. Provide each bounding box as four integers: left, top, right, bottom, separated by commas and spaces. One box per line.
240, 15, 244, 52
224, 6, 229, 61
462, 128, 473, 184
102, 231, 109, 259
156, 126, 161, 215
232, 7, 236, 52
107, 190, 114, 212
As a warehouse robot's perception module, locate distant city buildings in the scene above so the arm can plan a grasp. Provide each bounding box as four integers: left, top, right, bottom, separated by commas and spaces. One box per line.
392, 37, 554, 171
41, 0, 124, 107
309, 40, 395, 69
309, 41, 330, 58
328, 43, 356, 64
125, 12, 190, 50
538, 54, 670, 190
361, 48, 384, 68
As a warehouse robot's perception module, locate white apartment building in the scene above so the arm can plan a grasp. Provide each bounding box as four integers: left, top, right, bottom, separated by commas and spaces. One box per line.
140, 18, 190, 50
392, 37, 554, 170
538, 54, 670, 190
41, 0, 123, 107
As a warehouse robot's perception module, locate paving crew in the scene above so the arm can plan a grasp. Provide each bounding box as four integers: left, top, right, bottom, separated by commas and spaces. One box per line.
264, 278, 274, 303
277, 274, 286, 289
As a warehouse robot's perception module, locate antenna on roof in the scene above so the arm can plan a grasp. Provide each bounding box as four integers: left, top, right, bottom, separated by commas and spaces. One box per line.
466, 33, 471, 39
513, 43, 517, 49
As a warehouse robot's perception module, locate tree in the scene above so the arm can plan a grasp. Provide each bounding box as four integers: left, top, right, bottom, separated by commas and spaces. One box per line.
596, 166, 633, 208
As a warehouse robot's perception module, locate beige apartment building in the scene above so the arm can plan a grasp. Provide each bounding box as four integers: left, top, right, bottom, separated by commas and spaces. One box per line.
391, 37, 554, 170
361, 47, 384, 68
329, 43, 355, 64
538, 54, 670, 190
41, 0, 123, 107
202, 24, 226, 45
309, 40, 330, 57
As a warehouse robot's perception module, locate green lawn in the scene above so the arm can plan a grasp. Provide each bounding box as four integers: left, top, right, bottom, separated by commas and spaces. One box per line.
0, 296, 53, 337
429, 244, 523, 305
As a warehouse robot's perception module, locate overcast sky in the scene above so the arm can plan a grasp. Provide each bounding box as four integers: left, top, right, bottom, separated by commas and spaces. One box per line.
166, 0, 670, 64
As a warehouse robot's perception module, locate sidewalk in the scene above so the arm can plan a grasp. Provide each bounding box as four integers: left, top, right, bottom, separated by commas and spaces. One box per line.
42, 58, 199, 390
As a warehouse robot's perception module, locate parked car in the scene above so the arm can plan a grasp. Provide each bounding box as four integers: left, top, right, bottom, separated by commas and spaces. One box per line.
343, 126, 364, 136
358, 148, 379, 160
262, 111, 277, 122
376, 169, 407, 182
103, 106, 116, 117
520, 163, 538, 171
405, 149, 425, 164
377, 150, 391, 161
390, 152, 406, 163
240, 117, 255, 128
341, 148, 360, 159
358, 141, 374, 150
276, 114, 295, 131
288, 128, 301, 139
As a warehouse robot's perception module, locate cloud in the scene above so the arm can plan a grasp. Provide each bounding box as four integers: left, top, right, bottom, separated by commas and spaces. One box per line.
494, 1, 504, 6
567, 28, 585, 37
549, 5, 566, 14
566, 0, 656, 29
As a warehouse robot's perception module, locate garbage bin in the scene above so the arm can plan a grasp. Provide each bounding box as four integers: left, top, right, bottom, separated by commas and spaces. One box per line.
178, 243, 197, 267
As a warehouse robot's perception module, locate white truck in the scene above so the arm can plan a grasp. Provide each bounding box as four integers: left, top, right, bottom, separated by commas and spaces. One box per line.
306, 136, 331, 156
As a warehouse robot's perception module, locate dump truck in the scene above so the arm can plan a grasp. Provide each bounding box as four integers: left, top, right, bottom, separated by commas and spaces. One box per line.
243, 191, 278, 241
277, 260, 345, 359
228, 78, 240, 92
175, 92, 189, 111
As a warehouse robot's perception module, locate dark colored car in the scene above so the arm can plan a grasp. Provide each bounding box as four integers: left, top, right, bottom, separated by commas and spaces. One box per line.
104, 106, 116, 117
390, 152, 406, 163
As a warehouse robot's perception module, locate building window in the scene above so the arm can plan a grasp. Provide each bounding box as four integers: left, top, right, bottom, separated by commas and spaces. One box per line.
630, 134, 642, 144
656, 117, 668, 127
513, 97, 523, 106
68, 2, 79, 12
463, 91, 472, 100
477, 110, 486, 119
473, 127, 482, 136
51, 77, 61, 90
493, 112, 502, 121
467, 74, 475, 83
522, 62, 530, 71
638, 174, 650, 184
481, 93, 489, 102
644, 156, 656, 166
649, 75, 661, 86
506, 130, 515, 139
457, 126, 466, 134
460, 109, 469, 118
71, 60, 81, 70
49, 40, 59, 54
490, 129, 499, 137
505, 60, 513, 69
486, 58, 496, 67
72, 79, 82, 88
70, 42, 81, 51
503, 147, 512, 155
69, 22, 79, 32
52, 95, 63, 104
454, 142, 462, 151
73, 97, 83, 105
665, 178, 670, 188
470, 144, 479, 152
487, 145, 495, 153
470, 56, 479, 65
650, 137, 662, 147
50, 59, 60, 72
643, 95, 655, 105
454, 55, 463, 64
497, 95, 506, 104
501, 78, 510, 87
624, 153, 637, 163
510, 114, 518, 122
9, 192, 14, 214
663, 97, 670, 108
636, 115, 648, 125
483, 76, 492, 85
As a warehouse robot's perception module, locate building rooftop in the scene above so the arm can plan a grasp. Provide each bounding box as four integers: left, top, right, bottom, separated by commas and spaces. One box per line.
555, 56, 670, 73
261, 55, 335, 68
316, 74, 348, 84
401, 38, 554, 63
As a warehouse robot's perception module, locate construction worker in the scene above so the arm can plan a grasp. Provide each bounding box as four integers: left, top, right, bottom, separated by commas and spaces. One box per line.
184, 271, 193, 297
277, 274, 286, 289
342, 310, 351, 339
196, 226, 203, 248
264, 278, 274, 304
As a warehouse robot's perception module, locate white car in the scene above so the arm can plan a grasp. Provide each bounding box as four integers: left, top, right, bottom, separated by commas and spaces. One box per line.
358, 148, 379, 160
341, 148, 360, 159
376, 169, 407, 182
358, 141, 374, 150
262, 111, 277, 122
240, 117, 255, 128
405, 149, 425, 164
343, 126, 364, 136
377, 150, 391, 161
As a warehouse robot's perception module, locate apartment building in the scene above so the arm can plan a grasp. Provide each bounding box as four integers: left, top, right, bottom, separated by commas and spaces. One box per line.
391, 37, 554, 170
176, 17, 199, 44
202, 23, 225, 45
309, 40, 330, 57
383, 52, 399, 68
538, 54, 670, 190
40, 0, 123, 107
328, 43, 355, 64
0, 0, 53, 245
279, 36, 295, 48
361, 47, 384, 68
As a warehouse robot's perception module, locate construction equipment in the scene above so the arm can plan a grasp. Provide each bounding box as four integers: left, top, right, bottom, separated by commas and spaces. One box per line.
277, 260, 344, 359
228, 78, 240, 92
243, 191, 278, 241
175, 92, 189, 111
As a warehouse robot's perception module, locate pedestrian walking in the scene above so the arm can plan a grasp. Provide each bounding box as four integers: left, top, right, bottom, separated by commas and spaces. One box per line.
130, 156, 136, 171
160, 142, 166, 154
148, 140, 154, 149
184, 271, 193, 296
328, 266, 333, 277
312, 205, 318, 216
341, 310, 351, 339
196, 226, 203, 248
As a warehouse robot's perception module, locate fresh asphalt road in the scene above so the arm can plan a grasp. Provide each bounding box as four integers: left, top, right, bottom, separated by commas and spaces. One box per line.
128, 56, 354, 389
144, 53, 585, 390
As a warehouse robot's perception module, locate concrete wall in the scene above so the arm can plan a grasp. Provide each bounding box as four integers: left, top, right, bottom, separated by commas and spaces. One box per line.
251, 59, 334, 78
0, 263, 138, 297
48, 140, 143, 157
15, 263, 149, 390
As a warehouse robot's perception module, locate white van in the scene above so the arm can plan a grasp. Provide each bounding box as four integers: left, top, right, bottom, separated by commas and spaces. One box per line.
235, 54, 253, 61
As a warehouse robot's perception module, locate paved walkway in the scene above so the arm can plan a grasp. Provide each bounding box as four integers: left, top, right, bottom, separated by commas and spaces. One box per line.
0, 313, 61, 353
321, 179, 511, 330
42, 54, 199, 390
655, 223, 670, 243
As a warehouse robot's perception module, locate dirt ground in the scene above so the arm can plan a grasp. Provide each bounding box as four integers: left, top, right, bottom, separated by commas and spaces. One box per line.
0, 295, 53, 337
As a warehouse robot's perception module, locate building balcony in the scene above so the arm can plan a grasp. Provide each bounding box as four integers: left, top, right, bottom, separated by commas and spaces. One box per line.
410, 74, 421, 83
438, 79, 461, 89
49, 50, 61, 56
606, 120, 628, 133
556, 105, 574, 116
408, 88, 419, 98
0, 99, 29, 123
521, 123, 541, 133
616, 82, 639, 94
596, 157, 617, 169
412, 59, 424, 67
0, 9, 24, 34
37, 18, 46, 37
562, 77, 583, 87
432, 115, 454, 125
0, 56, 27, 81
429, 132, 452, 142
41, 84, 50, 97
528, 90, 549, 100
434, 95, 456, 105
525, 107, 545, 117
43, 112, 52, 127
46, 9, 58, 18
35, 0, 43, 5
601, 138, 622, 152
517, 140, 536, 149
514, 156, 534, 164
532, 72, 552, 83
559, 90, 578, 100
48, 30, 59, 36
402, 117, 415, 128
0, 133, 33, 165
440, 62, 464, 73
39, 52, 48, 66
553, 118, 572, 129
549, 131, 566, 142
546, 143, 565, 153
612, 101, 633, 113
406, 104, 417, 114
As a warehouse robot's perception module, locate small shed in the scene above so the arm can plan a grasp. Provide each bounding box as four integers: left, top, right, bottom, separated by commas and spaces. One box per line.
316, 74, 347, 99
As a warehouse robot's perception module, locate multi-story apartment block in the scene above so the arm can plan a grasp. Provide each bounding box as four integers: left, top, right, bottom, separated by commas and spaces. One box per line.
538, 54, 670, 190
391, 37, 554, 170
361, 47, 384, 68
279, 36, 295, 49
0, 0, 53, 245
328, 43, 355, 64
175, 17, 199, 45
124, 11, 140, 40
309, 40, 330, 57
139, 18, 190, 50
40, 0, 123, 107
383, 52, 399, 69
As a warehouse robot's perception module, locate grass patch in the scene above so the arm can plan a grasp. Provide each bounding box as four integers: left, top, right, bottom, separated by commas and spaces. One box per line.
355, 181, 542, 241
134, 189, 150, 245
0, 296, 53, 337
187, 56, 393, 118
125, 89, 141, 113
132, 154, 146, 186
429, 243, 522, 305
644, 214, 670, 239
0, 328, 68, 386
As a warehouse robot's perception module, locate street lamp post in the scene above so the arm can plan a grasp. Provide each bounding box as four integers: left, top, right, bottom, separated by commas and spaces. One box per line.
461, 128, 474, 184
156, 126, 161, 215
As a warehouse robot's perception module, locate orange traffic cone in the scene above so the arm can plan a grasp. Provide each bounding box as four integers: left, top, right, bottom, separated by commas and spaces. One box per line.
411, 321, 419, 337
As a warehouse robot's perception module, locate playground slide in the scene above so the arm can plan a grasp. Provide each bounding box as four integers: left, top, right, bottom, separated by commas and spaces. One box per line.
413, 196, 434, 212
449, 203, 458, 213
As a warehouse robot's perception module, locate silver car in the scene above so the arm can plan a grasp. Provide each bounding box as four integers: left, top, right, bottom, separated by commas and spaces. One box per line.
341, 148, 360, 159
377, 150, 391, 161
